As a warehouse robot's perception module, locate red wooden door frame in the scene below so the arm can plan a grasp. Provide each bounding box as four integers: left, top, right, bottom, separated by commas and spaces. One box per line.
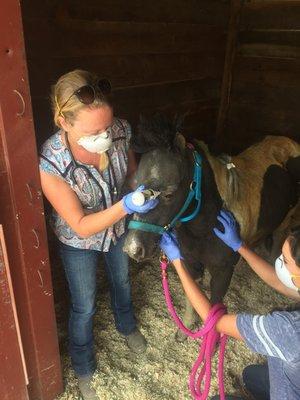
0, 225, 29, 400
0, 1, 63, 399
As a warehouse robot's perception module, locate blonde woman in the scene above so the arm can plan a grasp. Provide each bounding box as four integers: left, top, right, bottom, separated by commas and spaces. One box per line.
39, 70, 158, 399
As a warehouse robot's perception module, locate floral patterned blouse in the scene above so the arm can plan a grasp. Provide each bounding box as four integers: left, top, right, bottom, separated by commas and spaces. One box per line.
39, 117, 131, 252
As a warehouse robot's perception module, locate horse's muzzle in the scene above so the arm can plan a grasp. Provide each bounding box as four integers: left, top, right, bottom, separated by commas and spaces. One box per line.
123, 234, 146, 262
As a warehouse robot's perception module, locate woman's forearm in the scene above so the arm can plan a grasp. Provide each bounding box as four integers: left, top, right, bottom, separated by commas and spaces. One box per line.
172, 259, 212, 321
239, 244, 300, 299
77, 200, 127, 238
238, 244, 283, 289
172, 259, 243, 339
40, 171, 128, 239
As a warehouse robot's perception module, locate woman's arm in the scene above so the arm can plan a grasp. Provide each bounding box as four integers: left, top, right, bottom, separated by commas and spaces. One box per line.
40, 170, 127, 238
214, 210, 300, 301
238, 244, 300, 300
173, 259, 243, 340
160, 233, 242, 339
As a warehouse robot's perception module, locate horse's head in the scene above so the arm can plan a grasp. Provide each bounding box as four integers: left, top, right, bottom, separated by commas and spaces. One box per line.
123, 114, 192, 261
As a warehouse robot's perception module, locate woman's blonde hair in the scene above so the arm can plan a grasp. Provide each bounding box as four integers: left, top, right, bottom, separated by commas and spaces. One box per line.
51, 69, 111, 170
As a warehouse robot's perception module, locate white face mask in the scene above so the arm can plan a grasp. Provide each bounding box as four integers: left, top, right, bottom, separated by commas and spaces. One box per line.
275, 254, 299, 291
77, 129, 112, 154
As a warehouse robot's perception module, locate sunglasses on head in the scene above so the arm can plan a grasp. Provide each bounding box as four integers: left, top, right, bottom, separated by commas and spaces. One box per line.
58, 78, 112, 115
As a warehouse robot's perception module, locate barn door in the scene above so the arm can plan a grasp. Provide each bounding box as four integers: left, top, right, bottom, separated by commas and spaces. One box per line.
0, 226, 29, 400
0, 0, 63, 399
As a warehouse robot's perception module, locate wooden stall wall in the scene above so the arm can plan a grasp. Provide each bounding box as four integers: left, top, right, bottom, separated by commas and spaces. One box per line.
21, 0, 230, 148
223, 0, 300, 154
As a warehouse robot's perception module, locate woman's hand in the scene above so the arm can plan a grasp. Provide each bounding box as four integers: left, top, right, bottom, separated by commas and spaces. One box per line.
122, 185, 159, 214
159, 230, 183, 261
213, 209, 243, 251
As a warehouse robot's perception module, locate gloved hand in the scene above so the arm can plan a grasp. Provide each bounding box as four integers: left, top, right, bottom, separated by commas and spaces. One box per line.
213, 209, 242, 252
122, 185, 159, 214
159, 230, 183, 261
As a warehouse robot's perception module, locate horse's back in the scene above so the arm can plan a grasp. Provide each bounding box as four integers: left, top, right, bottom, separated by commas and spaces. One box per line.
234, 136, 299, 242
235, 135, 300, 168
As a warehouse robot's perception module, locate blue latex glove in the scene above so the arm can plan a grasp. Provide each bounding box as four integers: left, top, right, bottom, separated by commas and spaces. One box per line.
213, 209, 242, 251
122, 185, 159, 214
159, 230, 183, 261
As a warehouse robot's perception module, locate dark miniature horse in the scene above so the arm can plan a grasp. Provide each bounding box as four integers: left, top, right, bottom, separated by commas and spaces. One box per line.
123, 114, 300, 331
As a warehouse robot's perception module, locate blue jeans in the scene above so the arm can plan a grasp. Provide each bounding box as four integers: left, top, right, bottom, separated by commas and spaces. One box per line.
210, 363, 270, 400
59, 234, 136, 377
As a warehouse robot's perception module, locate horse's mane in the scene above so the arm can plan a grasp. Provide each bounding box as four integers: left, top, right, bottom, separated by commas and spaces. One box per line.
130, 113, 184, 153
131, 113, 240, 203
194, 140, 240, 205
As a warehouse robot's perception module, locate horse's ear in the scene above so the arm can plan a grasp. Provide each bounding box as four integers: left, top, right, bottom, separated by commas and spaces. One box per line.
173, 133, 186, 154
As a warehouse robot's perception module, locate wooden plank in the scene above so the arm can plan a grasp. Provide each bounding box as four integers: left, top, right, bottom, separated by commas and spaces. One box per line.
0, 127, 6, 174
238, 27, 300, 61
20, 0, 60, 18
239, 30, 300, 47
21, 0, 230, 26
0, 225, 28, 384
31, 79, 220, 144
26, 53, 224, 97
32, 77, 220, 103
23, 18, 227, 57
235, 55, 300, 77
0, 223, 29, 400
241, 1, 300, 30
227, 101, 300, 138
239, 43, 300, 59
231, 79, 300, 110
215, 0, 243, 143
67, 0, 230, 25
232, 54, 300, 91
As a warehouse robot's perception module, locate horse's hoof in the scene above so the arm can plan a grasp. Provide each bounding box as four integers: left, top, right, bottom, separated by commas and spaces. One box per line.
175, 329, 187, 342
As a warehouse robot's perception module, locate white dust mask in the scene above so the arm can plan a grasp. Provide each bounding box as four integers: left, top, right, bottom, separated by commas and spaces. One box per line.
77, 129, 112, 154
275, 254, 299, 291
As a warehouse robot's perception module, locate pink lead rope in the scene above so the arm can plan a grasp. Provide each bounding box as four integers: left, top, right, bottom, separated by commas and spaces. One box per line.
160, 256, 227, 400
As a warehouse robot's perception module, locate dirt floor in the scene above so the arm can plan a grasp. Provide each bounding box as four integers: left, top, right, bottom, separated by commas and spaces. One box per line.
52, 240, 296, 400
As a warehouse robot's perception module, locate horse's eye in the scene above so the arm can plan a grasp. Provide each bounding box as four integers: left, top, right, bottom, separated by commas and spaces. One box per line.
164, 193, 173, 200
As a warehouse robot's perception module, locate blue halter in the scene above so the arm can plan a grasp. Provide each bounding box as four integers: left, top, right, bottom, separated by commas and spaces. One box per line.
128, 151, 203, 235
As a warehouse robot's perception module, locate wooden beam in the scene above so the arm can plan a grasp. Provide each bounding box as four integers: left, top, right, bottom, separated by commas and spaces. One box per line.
26, 53, 224, 98
31, 77, 220, 144
23, 18, 226, 57
21, 0, 230, 26
215, 0, 244, 147
241, 1, 300, 31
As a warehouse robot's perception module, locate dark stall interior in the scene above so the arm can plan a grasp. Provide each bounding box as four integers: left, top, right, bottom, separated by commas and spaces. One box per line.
21, 0, 229, 149
224, 1, 300, 150
21, 0, 300, 155
17, 0, 300, 398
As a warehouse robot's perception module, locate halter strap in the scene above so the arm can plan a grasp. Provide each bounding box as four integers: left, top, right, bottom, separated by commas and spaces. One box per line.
128, 221, 166, 235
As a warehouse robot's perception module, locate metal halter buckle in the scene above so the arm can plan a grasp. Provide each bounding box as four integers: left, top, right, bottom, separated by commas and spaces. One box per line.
159, 253, 169, 263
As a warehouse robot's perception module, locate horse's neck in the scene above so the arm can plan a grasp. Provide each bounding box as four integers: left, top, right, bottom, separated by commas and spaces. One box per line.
194, 140, 229, 203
